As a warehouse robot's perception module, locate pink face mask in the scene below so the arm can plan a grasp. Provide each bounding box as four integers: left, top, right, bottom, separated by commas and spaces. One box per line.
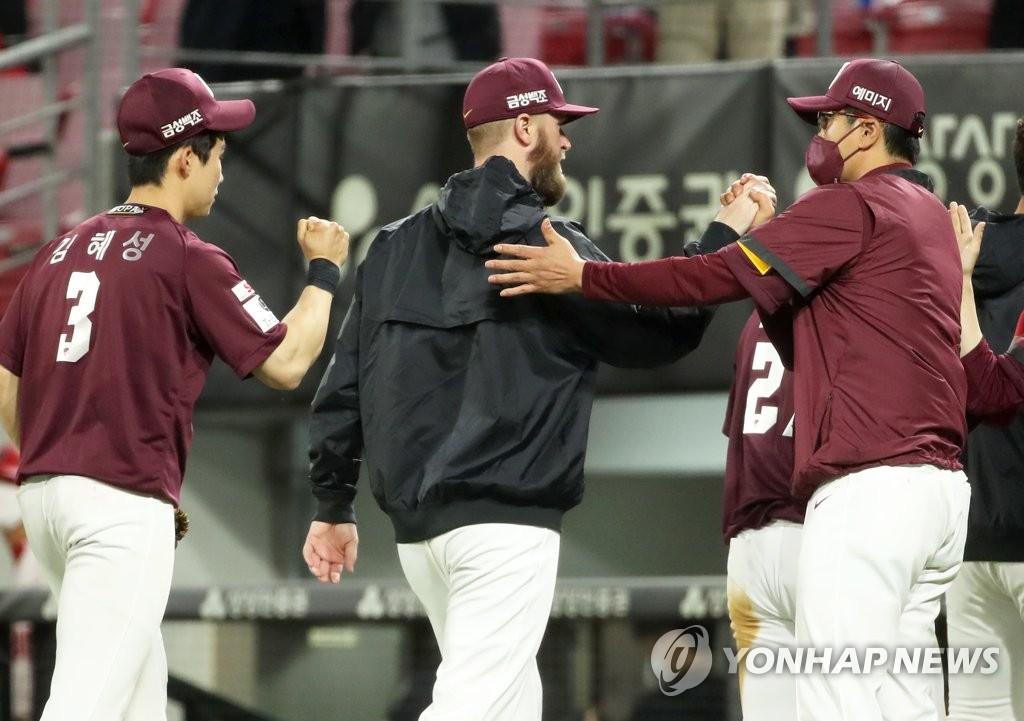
805, 123, 863, 185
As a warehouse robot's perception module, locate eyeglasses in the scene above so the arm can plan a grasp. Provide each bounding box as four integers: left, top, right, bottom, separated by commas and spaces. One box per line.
816, 110, 875, 131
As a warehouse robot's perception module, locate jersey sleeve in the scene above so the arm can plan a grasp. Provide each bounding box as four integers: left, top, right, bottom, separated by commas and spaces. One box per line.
722, 185, 867, 314
962, 333, 1024, 423
548, 219, 717, 367
309, 269, 364, 524
183, 241, 287, 378
582, 245, 751, 307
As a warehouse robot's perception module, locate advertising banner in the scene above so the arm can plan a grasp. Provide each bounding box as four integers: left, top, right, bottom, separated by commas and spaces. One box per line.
180, 54, 1024, 403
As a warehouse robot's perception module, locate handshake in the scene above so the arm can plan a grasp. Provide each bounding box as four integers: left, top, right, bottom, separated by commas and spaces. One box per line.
715, 173, 778, 236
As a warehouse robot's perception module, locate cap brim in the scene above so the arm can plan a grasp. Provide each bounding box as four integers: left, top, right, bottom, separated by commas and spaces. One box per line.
552, 103, 600, 123
787, 95, 843, 126
207, 98, 256, 132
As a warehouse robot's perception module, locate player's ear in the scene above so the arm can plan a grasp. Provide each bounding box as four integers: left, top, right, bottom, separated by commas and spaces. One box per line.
512, 113, 533, 147
172, 145, 193, 179
857, 118, 882, 150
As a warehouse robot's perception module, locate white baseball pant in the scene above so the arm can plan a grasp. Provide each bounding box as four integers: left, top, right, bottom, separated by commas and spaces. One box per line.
796, 465, 970, 721
728, 519, 803, 721
946, 560, 1024, 721
17, 475, 175, 721
397, 523, 560, 721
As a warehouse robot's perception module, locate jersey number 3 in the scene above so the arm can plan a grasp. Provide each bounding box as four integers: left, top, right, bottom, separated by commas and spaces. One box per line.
57, 271, 99, 363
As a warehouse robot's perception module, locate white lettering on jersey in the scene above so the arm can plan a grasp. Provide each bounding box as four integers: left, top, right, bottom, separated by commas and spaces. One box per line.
50, 235, 77, 265
121, 231, 154, 261
87, 231, 115, 261
242, 295, 279, 332
57, 272, 99, 363
743, 339, 793, 436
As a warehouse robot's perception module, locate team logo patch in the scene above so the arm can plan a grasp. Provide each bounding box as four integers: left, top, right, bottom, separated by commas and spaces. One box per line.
231, 280, 255, 301
242, 295, 279, 332
107, 204, 146, 215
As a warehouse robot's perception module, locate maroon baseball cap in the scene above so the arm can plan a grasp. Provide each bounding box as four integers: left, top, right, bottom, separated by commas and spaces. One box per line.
462, 57, 599, 129
117, 68, 256, 155
787, 58, 926, 136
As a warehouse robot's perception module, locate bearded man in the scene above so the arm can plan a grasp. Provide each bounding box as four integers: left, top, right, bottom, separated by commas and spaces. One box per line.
301, 57, 722, 721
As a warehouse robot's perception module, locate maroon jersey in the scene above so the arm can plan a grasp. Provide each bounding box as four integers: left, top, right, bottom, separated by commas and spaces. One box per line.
962, 312, 1024, 421
584, 166, 966, 500
0, 203, 286, 504
722, 312, 802, 541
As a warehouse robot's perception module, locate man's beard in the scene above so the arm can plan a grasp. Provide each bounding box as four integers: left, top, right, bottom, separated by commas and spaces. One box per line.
528, 133, 566, 207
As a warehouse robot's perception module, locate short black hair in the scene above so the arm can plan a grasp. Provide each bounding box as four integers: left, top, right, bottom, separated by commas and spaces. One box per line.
843, 109, 921, 165
126, 131, 224, 188
1013, 116, 1024, 196
882, 120, 921, 165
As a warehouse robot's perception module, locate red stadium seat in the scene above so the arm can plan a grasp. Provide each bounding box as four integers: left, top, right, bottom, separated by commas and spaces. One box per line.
539, 8, 657, 66
883, 0, 991, 53
140, 0, 161, 25
792, 0, 992, 56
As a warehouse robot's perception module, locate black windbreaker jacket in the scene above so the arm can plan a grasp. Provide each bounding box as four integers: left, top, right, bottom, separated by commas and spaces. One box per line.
309, 156, 720, 543
964, 206, 1024, 561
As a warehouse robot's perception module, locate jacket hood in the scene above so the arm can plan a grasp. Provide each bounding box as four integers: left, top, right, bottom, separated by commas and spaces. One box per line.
436, 155, 546, 255
973, 207, 1024, 299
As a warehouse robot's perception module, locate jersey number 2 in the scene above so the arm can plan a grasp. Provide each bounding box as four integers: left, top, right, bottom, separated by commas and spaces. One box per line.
57, 271, 99, 363
742, 340, 793, 436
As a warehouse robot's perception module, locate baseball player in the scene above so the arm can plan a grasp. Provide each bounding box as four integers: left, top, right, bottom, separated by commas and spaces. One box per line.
488, 58, 970, 721
951, 120, 1024, 719
723, 309, 801, 720
302, 57, 723, 721
723, 166, 945, 721
0, 68, 348, 721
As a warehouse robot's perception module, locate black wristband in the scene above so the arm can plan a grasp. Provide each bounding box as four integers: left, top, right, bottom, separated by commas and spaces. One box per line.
306, 258, 341, 295
699, 221, 742, 254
